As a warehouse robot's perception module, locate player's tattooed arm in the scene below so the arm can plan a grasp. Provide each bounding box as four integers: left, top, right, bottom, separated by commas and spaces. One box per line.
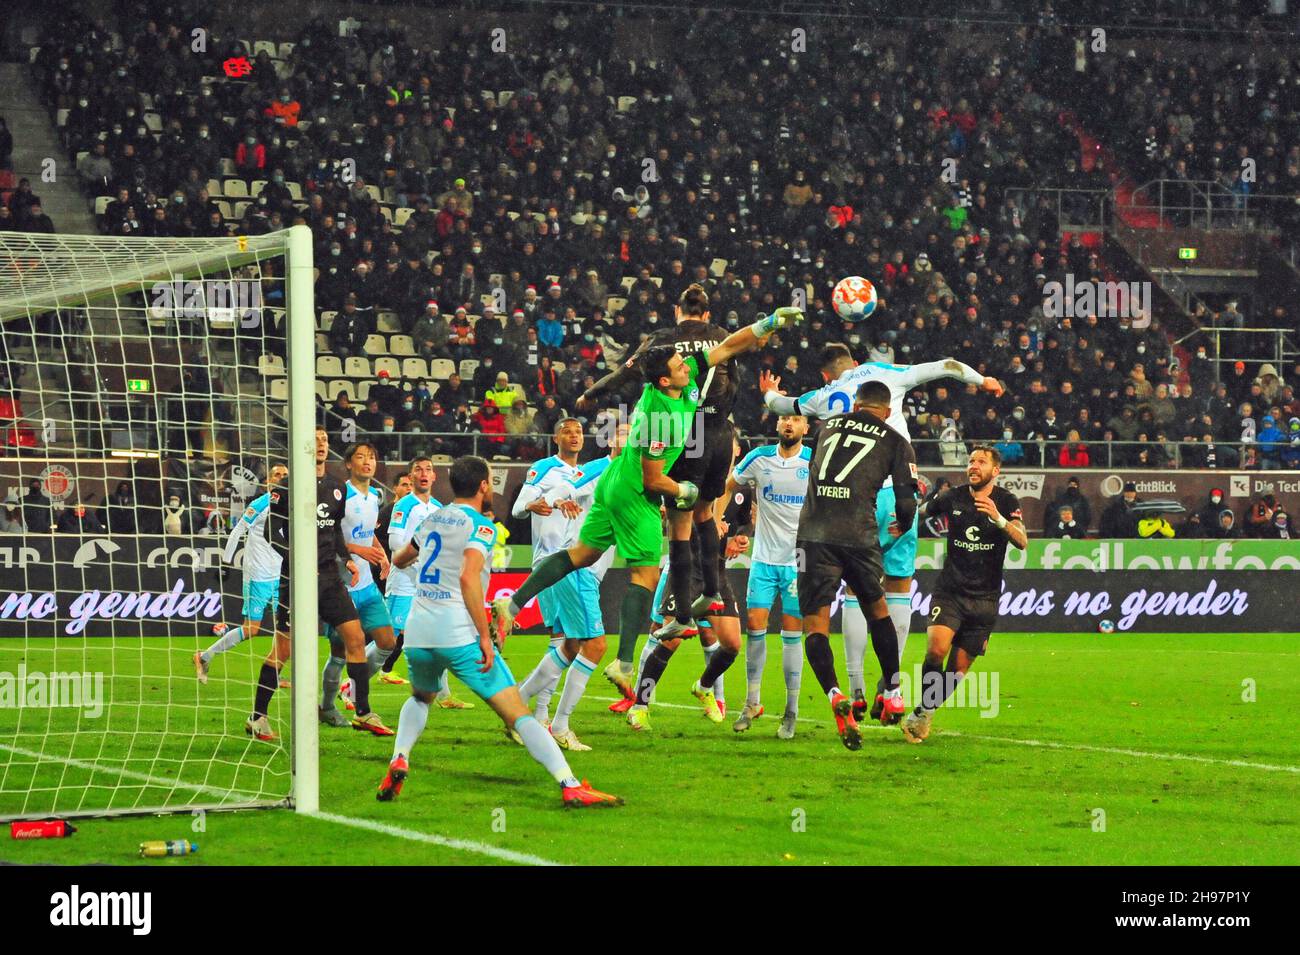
974, 496, 1028, 549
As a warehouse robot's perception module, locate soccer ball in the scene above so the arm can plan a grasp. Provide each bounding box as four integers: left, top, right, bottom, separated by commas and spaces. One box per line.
1097, 620, 1116, 634
832, 276, 878, 321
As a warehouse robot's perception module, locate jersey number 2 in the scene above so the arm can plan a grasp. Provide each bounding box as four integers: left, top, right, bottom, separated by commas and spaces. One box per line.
418, 531, 443, 584
817, 433, 877, 483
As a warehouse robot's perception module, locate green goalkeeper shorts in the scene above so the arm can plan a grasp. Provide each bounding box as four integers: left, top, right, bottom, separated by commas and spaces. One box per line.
580, 483, 663, 567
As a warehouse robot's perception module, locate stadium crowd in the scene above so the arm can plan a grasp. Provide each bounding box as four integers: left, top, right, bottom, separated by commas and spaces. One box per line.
5, 2, 1300, 495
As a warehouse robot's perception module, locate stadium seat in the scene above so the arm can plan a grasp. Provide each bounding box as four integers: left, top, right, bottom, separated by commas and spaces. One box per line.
365, 185, 382, 202
389, 335, 415, 356
498, 90, 514, 105
233, 200, 251, 219
429, 358, 456, 381
315, 380, 328, 401
286, 182, 302, 199
364, 334, 388, 355
140, 93, 154, 110
249, 179, 268, 197
651, 276, 662, 287
269, 379, 289, 401
143, 112, 162, 133
76, 151, 89, 166
382, 186, 399, 204
277, 42, 295, 59
253, 40, 277, 58
459, 359, 479, 380
217, 200, 234, 219
710, 257, 728, 277
206, 178, 223, 197
56, 108, 68, 128
621, 276, 636, 291
319, 310, 337, 330
355, 381, 371, 401
94, 196, 112, 216
219, 158, 237, 176
374, 357, 402, 378
327, 380, 356, 402
344, 356, 372, 378
376, 311, 401, 333
402, 358, 429, 380
479, 292, 496, 309
394, 207, 413, 227
258, 354, 285, 376
617, 96, 637, 112
431, 454, 453, 465
510, 384, 527, 403
315, 333, 329, 352
316, 356, 343, 377
223, 179, 248, 198
380, 207, 393, 224
607, 296, 628, 313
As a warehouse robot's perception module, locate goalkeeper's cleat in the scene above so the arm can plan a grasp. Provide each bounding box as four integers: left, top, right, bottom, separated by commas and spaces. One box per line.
690, 593, 725, 617
608, 695, 636, 714
351, 712, 395, 736
193, 651, 209, 685
435, 693, 474, 709
652, 617, 699, 640
877, 692, 906, 725
732, 702, 764, 732
691, 681, 724, 723
318, 706, 350, 728
491, 596, 517, 640
378, 672, 408, 685
551, 727, 592, 751
562, 779, 624, 809
604, 660, 635, 698
376, 756, 408, 802
777, 710, 799, 740
339, 679, 356, 712
626, 705, 651, 732
901, 710, 932, 744
830, 693, 862, 751
244, 716, 277, 741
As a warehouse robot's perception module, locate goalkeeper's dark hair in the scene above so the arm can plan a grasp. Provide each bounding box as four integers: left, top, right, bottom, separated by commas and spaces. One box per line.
855, 380, 892, 408
677, 283, 710, 318
821, 342, 854, 372
640, 344, 680, 388
449, 455, 491, 497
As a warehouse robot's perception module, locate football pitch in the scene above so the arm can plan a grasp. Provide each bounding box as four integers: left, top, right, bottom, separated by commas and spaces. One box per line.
2, 632, 1298, 866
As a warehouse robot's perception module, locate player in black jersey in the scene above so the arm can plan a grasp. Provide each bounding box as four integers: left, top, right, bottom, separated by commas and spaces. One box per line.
620, 437, 750, 731
579, 283, 799, 645
245, 427, 374, 741
796, 381, 919, 750
901, 445, 1026, 744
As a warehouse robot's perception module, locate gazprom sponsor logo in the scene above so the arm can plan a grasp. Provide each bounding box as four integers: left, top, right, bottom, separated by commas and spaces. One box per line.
761, 485, 805, 506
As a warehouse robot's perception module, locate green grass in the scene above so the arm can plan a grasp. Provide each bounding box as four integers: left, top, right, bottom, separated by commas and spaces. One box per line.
2, 632, 1298, 865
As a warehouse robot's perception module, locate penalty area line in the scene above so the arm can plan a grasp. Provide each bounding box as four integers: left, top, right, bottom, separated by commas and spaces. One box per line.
309, 810, 564, 866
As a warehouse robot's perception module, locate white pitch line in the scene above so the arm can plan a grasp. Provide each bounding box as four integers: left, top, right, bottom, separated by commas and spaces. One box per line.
0, 743, 566, 863
308, 810, 562, 866
589, 697, 1300, 773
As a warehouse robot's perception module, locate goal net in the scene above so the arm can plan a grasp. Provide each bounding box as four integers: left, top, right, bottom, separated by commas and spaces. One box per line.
0, 226, 319, 821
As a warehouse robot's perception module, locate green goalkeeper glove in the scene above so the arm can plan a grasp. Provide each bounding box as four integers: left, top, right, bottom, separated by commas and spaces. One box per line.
751, 307, 804, 337
674, 480, 700, 510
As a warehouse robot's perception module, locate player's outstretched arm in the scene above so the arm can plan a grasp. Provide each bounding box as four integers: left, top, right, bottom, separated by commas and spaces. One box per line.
758, 370, 802, 416
577, 335, 657, 409
903, 358, 1002, 397
706, 307, 803, 368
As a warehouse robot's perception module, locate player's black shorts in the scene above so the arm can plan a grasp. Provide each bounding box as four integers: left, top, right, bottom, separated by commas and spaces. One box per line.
928, 589, 998, 657
668, 421, 733, 501
797, 540, 885, 616
275, 570, 360, 633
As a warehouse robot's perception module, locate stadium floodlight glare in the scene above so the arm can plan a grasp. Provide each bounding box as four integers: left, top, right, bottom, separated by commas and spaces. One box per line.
0, 226, 318, 820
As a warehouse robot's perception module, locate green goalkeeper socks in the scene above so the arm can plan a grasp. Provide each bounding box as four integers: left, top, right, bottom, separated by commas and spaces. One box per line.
510, 550, 575, 614
618, 584, 655, 665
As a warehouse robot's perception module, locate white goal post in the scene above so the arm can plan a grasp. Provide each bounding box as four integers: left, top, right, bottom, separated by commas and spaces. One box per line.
0, 225, 318, 820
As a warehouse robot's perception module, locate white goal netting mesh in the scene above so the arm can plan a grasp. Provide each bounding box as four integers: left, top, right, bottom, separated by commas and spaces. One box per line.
0, 230, 306, 820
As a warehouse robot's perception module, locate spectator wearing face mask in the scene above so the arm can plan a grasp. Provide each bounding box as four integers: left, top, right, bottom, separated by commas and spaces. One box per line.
100, 481, 136, 535
57, 497, 104, 534
235, 133, 266, 175
1047, 503, 1087, 539
1211, 508, 1241, 540
472, 398, 507, 448
264, 88, 301, 127
1262, 509, 1292, 540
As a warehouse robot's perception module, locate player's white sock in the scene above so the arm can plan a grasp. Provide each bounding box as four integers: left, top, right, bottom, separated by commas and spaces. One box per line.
435, 672, 451, 700
201, 625, 245, 663
550, 653, 596, 736
364, 640, 393, 679
745, 629, 767, 706
514, 714, 579, 787
702, 642, 724, 703
533, 636, 565, 718
842, 597, 868, 700
321, 656, 346, 709
636, 636, 659, 701
520, 643, 571, 720
394, 695, 429, 759
781, 630, 803, 715
887, 592, 913, 678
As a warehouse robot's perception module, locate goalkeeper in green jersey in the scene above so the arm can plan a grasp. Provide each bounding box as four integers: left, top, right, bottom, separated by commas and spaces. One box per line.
493, 306, 802, 653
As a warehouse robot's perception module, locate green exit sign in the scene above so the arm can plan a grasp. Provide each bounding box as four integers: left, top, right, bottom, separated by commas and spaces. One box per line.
127, 378, 151, 393
1178, 247, 1198, 260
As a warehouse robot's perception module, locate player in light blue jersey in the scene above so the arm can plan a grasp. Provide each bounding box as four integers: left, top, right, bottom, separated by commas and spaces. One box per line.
195, 464, 287, 684
725, 415, 810, 738
513, 419, 625, 750
760, 342, 1003, 723
384, 456, 473, 708
511, 418, 585, 725
380, 455, 623, 808
323, 442, 397, 735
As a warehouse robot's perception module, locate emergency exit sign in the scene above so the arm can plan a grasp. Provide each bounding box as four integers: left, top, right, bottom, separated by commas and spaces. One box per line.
1178, 247, 1198, 260
127, 378, 151, 393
